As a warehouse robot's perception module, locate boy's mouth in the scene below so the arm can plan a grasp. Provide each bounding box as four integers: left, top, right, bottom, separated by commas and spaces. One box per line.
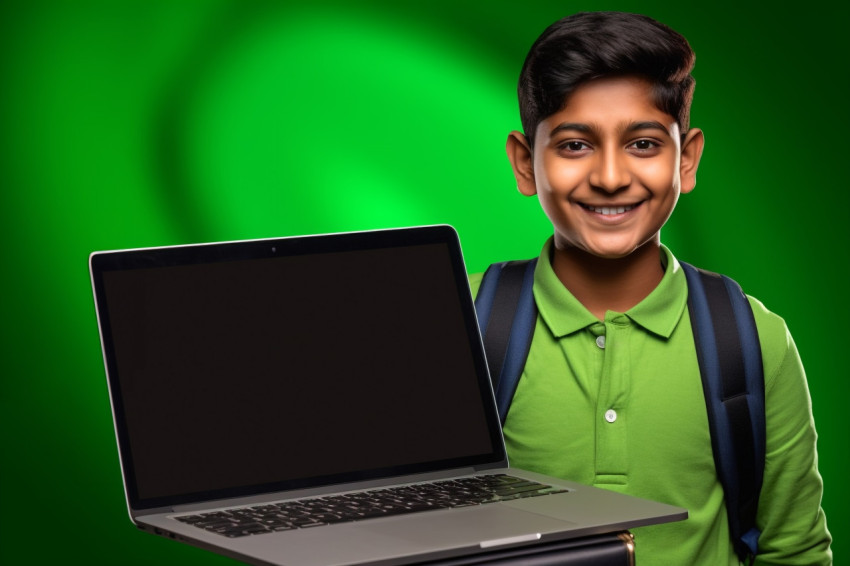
579, 203, 640, 216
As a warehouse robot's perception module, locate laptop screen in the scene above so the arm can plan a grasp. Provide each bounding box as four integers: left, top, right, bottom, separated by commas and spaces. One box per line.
91, 226, 505, 510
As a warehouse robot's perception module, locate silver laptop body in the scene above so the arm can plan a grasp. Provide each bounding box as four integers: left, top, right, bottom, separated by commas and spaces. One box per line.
90, 225, 686, 566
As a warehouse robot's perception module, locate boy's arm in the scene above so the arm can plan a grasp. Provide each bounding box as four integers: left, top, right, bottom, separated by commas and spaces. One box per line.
751, 298, 832, 565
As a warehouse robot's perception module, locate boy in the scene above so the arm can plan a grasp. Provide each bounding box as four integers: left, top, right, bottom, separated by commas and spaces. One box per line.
471, 11, 831, 565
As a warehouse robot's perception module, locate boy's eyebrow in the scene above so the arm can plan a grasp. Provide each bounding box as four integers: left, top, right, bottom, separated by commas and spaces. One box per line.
625, 121, 671, 134
549, 122, 593, 137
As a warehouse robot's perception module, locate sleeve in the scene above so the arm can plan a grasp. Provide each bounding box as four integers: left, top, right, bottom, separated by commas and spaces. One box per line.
750, 298, 832, 565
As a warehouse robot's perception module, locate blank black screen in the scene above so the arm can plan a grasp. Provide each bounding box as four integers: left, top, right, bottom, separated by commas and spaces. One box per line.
99, 240, 497, 505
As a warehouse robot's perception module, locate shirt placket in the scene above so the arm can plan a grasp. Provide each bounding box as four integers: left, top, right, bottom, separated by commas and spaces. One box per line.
591, 314, 631, 487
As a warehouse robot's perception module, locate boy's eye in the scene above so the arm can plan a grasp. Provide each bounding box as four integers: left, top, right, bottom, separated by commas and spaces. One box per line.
628, 139, 660, 153
558, 140, 591, 154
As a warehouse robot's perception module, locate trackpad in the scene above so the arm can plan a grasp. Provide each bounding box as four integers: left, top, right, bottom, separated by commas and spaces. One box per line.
354, 505, 575, 549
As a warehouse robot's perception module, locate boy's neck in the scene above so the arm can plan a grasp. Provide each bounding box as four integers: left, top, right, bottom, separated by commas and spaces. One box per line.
550, 240, 665, 320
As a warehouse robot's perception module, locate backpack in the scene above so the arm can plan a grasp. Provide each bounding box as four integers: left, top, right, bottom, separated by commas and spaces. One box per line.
474, 258, 765, 564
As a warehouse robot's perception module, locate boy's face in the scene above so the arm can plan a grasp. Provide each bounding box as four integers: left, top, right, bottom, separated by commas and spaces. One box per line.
507, 75, 703, 259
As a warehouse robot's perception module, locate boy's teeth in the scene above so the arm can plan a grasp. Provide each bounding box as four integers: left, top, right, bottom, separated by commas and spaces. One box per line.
588, 205, 635, 215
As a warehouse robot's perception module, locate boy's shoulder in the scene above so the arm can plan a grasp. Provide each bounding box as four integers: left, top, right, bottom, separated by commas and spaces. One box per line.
746, 294, 790, 336
677, 260, 795, 371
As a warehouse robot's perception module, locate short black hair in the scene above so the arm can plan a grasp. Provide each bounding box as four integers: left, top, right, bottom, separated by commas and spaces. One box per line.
518, 11, 695, 145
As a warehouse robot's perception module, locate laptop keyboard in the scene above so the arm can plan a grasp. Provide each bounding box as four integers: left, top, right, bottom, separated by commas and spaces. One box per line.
173, 474, 568, 538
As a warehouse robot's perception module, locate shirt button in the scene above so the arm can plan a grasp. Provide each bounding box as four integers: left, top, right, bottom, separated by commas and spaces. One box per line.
596, 335, 606, 349
604, 409, 617, 423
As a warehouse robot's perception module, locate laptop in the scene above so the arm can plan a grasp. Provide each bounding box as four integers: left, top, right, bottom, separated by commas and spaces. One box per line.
90, 224, 686, 566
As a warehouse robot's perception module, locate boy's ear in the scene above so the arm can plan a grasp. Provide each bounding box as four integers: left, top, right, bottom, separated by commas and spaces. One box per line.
506, 131, 537, 196
680, 128, 705, 194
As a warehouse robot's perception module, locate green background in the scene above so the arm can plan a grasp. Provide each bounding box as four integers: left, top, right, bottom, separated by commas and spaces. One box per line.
2, 1, 846, 564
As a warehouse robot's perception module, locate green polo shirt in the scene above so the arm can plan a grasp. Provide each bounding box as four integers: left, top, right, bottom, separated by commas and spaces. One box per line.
470, 239, 831, 565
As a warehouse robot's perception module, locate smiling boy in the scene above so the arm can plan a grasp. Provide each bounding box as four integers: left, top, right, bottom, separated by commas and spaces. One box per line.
508, 74, 701, 319
472, 11, 832, 565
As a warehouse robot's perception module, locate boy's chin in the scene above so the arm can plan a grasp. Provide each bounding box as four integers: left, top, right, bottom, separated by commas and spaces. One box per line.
557, 236, 661, 261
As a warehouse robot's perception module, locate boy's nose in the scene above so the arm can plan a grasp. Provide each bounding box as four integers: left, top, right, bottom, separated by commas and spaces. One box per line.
589, 150, 631, 193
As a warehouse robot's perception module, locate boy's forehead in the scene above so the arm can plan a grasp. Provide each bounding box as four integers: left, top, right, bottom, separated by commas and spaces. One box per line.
536, 75, 678, 139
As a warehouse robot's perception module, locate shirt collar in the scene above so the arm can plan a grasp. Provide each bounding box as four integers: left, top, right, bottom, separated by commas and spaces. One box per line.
533, 238, 688, 339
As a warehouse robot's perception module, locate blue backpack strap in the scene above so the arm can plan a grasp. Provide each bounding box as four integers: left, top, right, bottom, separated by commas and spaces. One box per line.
681, 261, 765, 564
474, 259, 538, 425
